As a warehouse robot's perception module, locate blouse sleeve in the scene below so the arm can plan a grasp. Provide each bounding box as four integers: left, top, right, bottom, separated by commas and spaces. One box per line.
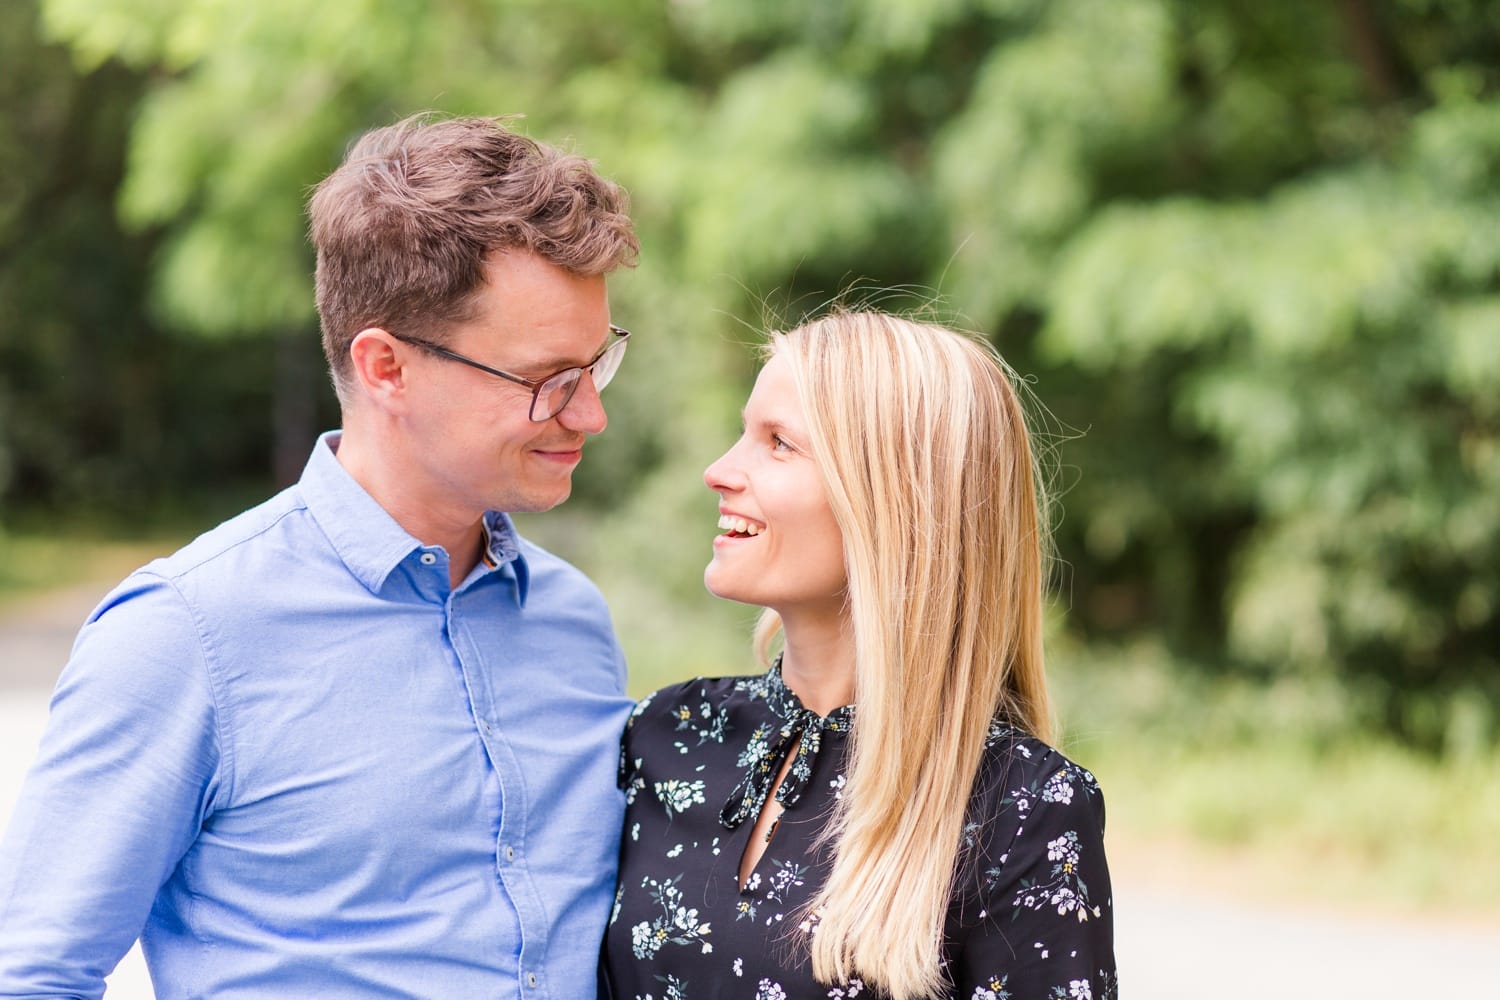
948, 754, 1118, 1000
617, 689, 658, 791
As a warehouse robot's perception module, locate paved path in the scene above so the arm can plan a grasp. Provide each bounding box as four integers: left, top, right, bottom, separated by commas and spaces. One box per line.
2, 581, 1496, 998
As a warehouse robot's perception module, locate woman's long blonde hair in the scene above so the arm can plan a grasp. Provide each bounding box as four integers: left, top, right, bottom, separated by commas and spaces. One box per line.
752, 311, 1054, 998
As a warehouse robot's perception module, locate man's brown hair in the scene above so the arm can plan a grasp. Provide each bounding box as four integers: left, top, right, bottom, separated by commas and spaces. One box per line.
308, 114, 638, 401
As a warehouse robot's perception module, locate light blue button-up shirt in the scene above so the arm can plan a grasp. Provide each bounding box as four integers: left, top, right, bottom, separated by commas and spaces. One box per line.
0, 432, 634, 999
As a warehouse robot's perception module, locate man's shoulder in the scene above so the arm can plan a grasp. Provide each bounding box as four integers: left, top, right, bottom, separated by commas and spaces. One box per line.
510, 530, 608, 600
130, 485, 310, 589
511, 531, 573, 572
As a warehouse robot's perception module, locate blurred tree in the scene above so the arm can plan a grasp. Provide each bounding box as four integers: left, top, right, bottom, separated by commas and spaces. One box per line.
19, 0, 1500, 745
1016, 0, 1500, 747
0, 0, 291, 522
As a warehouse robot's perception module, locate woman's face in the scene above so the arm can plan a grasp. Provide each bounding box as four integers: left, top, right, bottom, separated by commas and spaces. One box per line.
703, 353, 847, 625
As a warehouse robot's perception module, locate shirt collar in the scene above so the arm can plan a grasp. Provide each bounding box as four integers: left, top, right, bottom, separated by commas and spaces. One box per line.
763, 656, 855, 730
299, 430, 529, 597
481, 510, 530, 604
720, 657, 853, 830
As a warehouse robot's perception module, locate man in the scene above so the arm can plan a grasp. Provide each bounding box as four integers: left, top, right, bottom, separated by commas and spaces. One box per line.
0, 115, 639, 998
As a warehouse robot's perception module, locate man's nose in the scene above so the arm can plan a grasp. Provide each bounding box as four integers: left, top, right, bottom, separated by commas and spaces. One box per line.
557, 372, 607, 434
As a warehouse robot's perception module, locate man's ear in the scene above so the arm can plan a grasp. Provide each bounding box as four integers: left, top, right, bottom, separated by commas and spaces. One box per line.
348, 328, 410, 411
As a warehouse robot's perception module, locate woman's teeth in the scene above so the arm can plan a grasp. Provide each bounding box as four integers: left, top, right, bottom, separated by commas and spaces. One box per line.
717, 515, 765, 536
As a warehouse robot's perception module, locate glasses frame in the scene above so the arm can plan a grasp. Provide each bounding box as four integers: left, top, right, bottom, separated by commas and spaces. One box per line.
391, 325, 631, 422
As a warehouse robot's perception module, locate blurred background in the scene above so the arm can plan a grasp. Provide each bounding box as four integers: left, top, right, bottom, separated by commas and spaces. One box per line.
2, 0, 1498, 992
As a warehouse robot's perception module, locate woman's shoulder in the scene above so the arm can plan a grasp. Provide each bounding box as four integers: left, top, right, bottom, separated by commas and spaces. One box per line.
966, 722, 1107, 840
619, 673, 772, 787
950, 729, 1117, 991
624, 672, 769, 733
978, 722, 1102, 791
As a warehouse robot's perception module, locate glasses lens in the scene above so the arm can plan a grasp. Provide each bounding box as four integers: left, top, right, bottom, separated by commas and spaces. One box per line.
590, 336, 628, 391
533, 368, 583, 422
529, 332, 629, 421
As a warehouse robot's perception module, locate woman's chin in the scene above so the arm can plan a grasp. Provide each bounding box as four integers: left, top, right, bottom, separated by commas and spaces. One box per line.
703, 570, 753, 607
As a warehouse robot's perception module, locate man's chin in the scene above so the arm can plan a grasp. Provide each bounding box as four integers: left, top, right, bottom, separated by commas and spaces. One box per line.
503, 481, 573, 514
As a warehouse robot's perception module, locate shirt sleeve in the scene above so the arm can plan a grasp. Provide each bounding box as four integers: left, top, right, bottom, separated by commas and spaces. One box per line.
948, 755, 1117, 1000
0, 572, 223, 999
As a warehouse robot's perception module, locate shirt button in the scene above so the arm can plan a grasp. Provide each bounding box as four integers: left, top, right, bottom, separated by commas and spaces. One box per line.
526, 972, 538, 988
419, 552, 437, 565
504, 844, 516, 863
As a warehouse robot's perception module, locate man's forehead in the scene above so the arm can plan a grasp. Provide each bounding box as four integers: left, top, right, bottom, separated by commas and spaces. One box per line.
466, 322, 613, 374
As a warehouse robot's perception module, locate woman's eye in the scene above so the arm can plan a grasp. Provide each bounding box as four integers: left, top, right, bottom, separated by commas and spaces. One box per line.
772, 434, 793, 452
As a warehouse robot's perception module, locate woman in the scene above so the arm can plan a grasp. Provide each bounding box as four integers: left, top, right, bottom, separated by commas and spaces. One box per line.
604, 312, 1116, 999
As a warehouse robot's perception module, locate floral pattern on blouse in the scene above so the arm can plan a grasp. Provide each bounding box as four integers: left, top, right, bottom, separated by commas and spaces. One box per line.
603, 665, 1116, 999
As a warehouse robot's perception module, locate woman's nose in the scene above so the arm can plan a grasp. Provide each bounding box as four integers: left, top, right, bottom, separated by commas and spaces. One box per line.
704, 441, 745, 492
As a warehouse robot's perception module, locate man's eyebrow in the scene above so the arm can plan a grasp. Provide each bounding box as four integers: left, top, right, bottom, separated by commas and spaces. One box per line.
511, 332, 612, 376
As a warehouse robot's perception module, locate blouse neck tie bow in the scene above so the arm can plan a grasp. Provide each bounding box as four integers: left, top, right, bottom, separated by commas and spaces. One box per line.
719, 658, 854, 830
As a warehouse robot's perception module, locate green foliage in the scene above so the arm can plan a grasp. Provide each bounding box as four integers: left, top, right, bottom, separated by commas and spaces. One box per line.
1053, 640, 1500, 913
8, 0, 1500, 749
1040, 88, 1500, 741
0, 0, 284, 517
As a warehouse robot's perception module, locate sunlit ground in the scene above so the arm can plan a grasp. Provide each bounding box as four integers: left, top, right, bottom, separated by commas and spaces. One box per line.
3, 534, 1496, 999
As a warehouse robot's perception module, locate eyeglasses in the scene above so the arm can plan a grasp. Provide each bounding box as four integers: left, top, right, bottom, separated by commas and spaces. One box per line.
391, 325, 631, 422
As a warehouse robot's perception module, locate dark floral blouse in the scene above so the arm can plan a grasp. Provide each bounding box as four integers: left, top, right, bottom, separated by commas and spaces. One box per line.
602, 665, 1117, 1000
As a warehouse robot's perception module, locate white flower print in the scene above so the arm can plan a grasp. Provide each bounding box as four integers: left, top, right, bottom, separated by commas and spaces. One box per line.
763, 859, 807, 904
624, 769, 646, 806
962, 819, 982, 849
970, 975, 1012, 1000
1002, 759, 1100, 826
653, 779, 706, 818
1048, 831, 1081, 866
797, 905, 824, 936
736, 723, 774, 769
1011, 825, 1102, 923
1042, 768, 1076, 804
634, 973, 688, 1000
630, 920, 659, 960
627, 691, 657, 722
607, 677, 1114, 1000
630, 875, 713, 959
671, 695, 732, 752
734, 674, 770, 700
755, 979, 787, 1000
